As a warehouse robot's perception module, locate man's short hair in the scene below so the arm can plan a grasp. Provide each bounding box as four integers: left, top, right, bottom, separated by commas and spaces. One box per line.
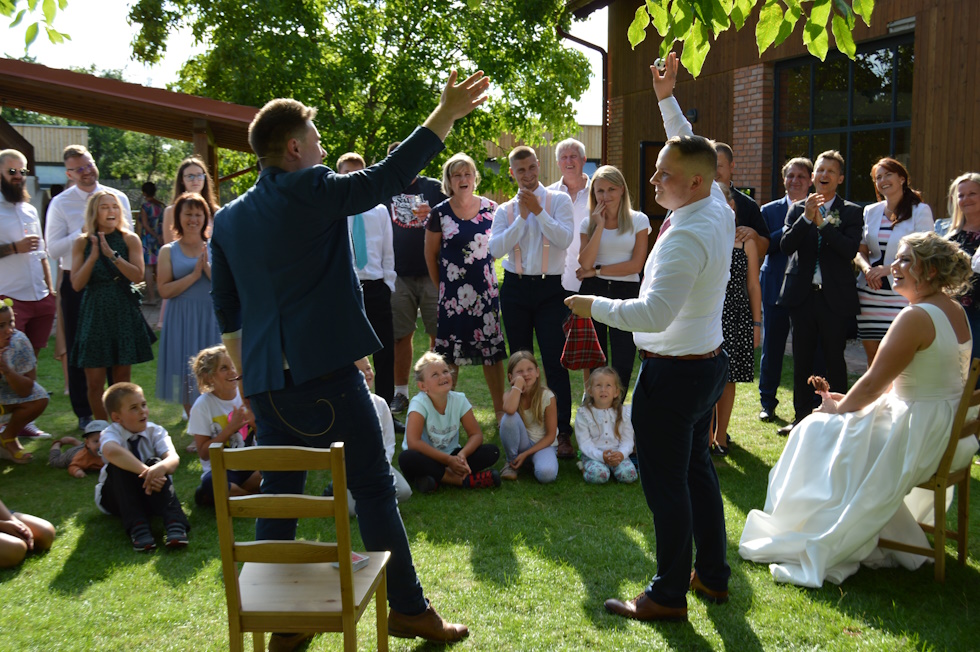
103, 382, 142, 416
664, 135, 718, 180
815, 150, 845, 174
0, 149, 26, 166
782, 157, 813, 177
714, 142, 734, 164
554, 138, 585, 161
248, 98, 317, 162
508, 145, 537, 168
336, 152, 365, 171
63, 144, 91, 162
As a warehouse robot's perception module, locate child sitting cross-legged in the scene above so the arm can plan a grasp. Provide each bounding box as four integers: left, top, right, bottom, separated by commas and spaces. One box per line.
94, 382, 190, 552
574, 367, 638, 484
498, 351, 559, 483
48, 419, 108, 478
187, 345, 261, 507
397, 352, 501, 494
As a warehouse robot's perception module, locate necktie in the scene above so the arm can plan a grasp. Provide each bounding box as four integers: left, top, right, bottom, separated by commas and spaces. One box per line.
351, 214, 367, 270
815, 204, 828, 284
657, 214, 672, 238
128, 436, 141, 461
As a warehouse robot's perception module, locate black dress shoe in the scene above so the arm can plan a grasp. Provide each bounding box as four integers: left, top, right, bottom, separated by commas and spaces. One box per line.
604, 592, 687, 621
776, 423, 796, 436
392, 417, 406, 433
759, 408, 775, 422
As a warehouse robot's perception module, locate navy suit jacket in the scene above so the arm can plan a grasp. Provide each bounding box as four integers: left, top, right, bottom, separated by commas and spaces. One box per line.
760, 195, 791, 306
777, 195, 862, 316
211, 126, 444, 396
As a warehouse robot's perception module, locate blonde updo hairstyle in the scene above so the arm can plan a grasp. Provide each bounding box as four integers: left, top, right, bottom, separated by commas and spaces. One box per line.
901, 231, 973, 296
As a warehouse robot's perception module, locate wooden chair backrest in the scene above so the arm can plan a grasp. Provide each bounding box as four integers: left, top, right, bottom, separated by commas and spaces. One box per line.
211, 443, 355, 615
936, 358, 980, 481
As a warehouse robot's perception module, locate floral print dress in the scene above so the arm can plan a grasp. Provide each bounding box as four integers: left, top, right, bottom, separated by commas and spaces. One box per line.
426, 197, 506, 366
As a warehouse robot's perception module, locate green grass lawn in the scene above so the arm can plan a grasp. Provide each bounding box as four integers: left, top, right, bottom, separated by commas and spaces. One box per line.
1, 325, 978, 651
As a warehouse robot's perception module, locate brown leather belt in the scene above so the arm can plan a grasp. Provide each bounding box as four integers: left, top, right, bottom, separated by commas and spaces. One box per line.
640, 346, 722, 361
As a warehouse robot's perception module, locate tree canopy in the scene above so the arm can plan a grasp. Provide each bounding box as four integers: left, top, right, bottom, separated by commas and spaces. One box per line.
128, 0, 592, 192
1, 0, 70, 50
628, 0, 876, 78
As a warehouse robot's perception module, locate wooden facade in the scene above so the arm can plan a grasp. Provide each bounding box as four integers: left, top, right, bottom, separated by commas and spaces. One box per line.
9, 124, 88, 164
606, 0, 980, 216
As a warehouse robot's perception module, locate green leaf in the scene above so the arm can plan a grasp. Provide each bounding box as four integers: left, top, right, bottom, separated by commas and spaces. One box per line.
680, 20, 711, 78
809, 0, 832, 25
832, 0, 856, 29
660, 38, 675, 59
831, 12, 856, 58
853, 0, 874, 26
45, 24, 64, 43
774, 2, 801, 48
803, 15, 830, 60
646, 0, 669, 36
59, 0, 68, 9
466, 0, 480, 10
671, 0, 695, 38
707, 0, 732, 35
27, 0, 38, 11
730, 0, 755, 30
9, 8, 25, 26
627, 5, 651, 49
25, 21, 38, 47
755, 1, 783, 55
42, 0, 55, 24
689, 0, 710, 30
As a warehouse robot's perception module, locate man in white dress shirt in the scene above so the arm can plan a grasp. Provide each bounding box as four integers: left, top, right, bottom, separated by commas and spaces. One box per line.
489, 146, 576, 455
0, 150, 56, 357
547, 138, 590, 294
45, 145, 132, 430
567, 53, 732, 621
338, 152, 398, 412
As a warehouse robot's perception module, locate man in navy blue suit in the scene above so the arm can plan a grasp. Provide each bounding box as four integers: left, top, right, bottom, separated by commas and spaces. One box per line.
210, 70, 489, 648
758, 157, 811, 422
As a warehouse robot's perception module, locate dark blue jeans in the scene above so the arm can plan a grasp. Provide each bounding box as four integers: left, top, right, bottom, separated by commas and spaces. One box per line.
248, 365, 426, 615
631, 352, 730, 608
758, 301, 790, 412
499, 271, 572, 433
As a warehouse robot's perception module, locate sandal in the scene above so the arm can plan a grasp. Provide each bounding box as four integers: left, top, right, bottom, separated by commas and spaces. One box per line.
709, 443, 728, 457
1, 437, 33, 464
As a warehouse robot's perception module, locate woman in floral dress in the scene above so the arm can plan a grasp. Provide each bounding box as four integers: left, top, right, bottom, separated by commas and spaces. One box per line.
425, 152, 507, 421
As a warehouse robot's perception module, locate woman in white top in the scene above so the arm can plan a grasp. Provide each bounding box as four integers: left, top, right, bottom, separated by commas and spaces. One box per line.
854, 157, 933, 365
576, 166, 650, 393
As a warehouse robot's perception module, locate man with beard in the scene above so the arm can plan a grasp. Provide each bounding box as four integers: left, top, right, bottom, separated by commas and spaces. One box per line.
45, 145, 132, 430
0, 149, 57, 357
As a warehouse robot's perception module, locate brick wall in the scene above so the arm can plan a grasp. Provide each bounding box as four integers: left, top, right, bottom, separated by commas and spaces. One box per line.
732, 64, 774, 205
608, 95, 624, 171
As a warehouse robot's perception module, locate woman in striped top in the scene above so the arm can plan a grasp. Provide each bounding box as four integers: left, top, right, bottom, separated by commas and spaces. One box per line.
855, 158, 934, 365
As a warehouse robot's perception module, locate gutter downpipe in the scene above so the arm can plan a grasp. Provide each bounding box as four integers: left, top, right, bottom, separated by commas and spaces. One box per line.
556, 23, 608, 165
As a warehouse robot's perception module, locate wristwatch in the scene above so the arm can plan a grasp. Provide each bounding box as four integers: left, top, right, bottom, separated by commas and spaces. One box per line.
113, 251, 122, 261
594, 264, 602, 273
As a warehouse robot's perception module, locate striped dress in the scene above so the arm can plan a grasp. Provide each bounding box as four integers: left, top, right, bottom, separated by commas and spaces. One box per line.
856, 220, 908, 340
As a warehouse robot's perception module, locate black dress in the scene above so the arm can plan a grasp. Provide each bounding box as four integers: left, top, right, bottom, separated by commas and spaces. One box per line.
721, 243, 753, 382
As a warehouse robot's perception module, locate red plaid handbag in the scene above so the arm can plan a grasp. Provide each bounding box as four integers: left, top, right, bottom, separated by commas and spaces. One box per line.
561, 313, 607, 370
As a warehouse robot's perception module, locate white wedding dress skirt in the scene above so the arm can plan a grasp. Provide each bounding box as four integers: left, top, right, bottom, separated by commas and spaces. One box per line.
739, 303, 978, 587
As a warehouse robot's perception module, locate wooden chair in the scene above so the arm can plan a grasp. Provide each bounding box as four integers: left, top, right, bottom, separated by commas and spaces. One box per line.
878, 358, 980, 581
211, 442, 390, 651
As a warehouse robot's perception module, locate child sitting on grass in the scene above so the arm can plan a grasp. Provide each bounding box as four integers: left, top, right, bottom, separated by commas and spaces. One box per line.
0, 300, 50, 464
398, 351, 501, 494
94, 382, 190, 552
48, 419, 108, 478
0, 498, 55, 568
574, 367, 637, 484
498, 351, 558, 483
187, 345, 261, 507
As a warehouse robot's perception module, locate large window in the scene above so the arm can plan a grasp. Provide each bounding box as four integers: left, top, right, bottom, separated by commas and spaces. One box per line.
773, 35, 914, 203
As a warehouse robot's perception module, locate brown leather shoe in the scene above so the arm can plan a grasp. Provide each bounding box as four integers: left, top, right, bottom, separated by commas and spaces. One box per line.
556, 432, 576, 459
689, 571, 729, 604
388, 604, 469, 642
267, 632, 315, 652
603, 592, 688, 622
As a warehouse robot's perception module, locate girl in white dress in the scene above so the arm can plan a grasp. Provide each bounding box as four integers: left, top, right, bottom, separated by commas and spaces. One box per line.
574, 367, 637, 484
740, 232, 978, 587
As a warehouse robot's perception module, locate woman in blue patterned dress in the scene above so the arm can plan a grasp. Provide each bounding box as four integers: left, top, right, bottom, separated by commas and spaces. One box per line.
155, 193, 221, 415
425, 153, 507, 421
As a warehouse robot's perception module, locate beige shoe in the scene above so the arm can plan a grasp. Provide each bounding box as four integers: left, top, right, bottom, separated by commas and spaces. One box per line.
389, 604, 468, 642
500, 464, 518, 481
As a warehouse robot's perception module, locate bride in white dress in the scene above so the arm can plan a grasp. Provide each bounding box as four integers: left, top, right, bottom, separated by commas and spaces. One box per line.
740, 232, 979, 587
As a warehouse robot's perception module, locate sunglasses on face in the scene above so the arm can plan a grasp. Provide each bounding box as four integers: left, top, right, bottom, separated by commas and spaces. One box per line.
67, 162, 96, 175
6, 168, 29, 176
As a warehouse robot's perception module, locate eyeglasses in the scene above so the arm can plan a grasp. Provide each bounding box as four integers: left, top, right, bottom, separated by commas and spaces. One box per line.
67, 162, 96, 175
183, 173, 206, 182
5, 168, 29, 176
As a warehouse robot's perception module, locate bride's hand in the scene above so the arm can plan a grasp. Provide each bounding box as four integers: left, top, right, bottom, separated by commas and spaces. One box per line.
816, 392, 843, 414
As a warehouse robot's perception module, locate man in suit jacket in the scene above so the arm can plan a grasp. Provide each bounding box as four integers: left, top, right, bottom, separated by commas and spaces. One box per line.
777, 151, 862, 432
210, 71, 488, 646
758, 157, 812, 422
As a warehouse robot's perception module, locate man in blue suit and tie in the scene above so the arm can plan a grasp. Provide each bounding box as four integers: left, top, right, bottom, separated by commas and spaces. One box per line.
758, 157, 811, 422
210, 70, 489, 648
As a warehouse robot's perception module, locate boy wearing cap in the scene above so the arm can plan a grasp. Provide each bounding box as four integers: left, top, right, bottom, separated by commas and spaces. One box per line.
48, 419, 107, 478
